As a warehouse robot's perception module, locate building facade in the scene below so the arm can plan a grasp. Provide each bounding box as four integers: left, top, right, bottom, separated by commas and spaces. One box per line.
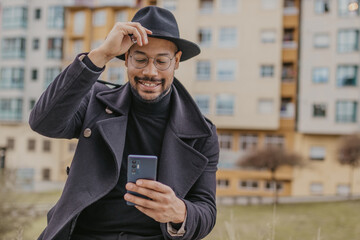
295, 0, 360, 196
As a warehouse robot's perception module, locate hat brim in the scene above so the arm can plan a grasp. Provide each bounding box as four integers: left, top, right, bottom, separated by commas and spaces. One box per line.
116, 35, 200, 62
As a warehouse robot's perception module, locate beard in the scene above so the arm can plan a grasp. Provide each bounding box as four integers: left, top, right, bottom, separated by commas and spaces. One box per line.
130, 76, 171, 103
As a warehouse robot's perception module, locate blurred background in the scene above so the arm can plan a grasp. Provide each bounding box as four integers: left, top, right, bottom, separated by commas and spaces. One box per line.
0, 0, 359, 239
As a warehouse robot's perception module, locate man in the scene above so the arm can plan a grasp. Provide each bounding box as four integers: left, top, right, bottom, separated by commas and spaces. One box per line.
30, 6, 219, 240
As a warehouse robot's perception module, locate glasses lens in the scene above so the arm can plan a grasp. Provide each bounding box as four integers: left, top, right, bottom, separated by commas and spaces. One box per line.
132, 53, 148, 68
154, 56, 171, 70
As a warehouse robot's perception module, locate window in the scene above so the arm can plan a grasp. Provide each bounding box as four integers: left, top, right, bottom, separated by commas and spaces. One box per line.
282, 62, 295, 81
35, 8, 41, 20
0, 68, 24, 89
315, 0, 330, 14
337, 65, 358, 87
217, 60, 236, 81
337, 184, 350, 196
280, 98, 294, 118
33, 38, 40, 50
219, 133, 233, 149
260, 65, 274, 77
313, 67, 329, 83
42, 168, 51, 181
314, 33, 330, 48
0, 98, 23, 121
194, 95, 210, 115
220, 0, 238, 13
47, 38, 63, 59
309, 146, 326, 160
29, 99, 36, 110
216, 95, 235, 115
239, 180, 259, 190
338, 0, 360, 16
1, 38, 26, 59
198, 28, 212, 46
163, 0, 177, 11
93, 10, 106, 27
115, 10, 128, 22
217, 179, 229, 188
313, 104, 327, 117
43, 140, 51, 152
338, 30, 359, 53
265, 181, 283, 191
284, 0, 298, 15
336, 101, 357, 123
48, 6, 64, 29
28, 139, 36, 151
261, 0, 278, 9
107, 67, 125, 84
196, 60, 211, 80
73, 40, 84, 54
310, 182, 323, 194
73, 11, 85, 35
7, 138, 15, 150
2, 7, 27, 29
45, 67, 61, 88
240, 134, 258, 151
31, 69, 38, 81
283, 28, 296, 48
258, 99, 274, 114
265, 135, 284, 148
219, 27, 237, 48
199, 0, 214, 14
261, 30, 276, 43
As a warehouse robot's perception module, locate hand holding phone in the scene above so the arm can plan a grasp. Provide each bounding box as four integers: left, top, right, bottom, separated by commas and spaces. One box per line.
126, 154, 157, 206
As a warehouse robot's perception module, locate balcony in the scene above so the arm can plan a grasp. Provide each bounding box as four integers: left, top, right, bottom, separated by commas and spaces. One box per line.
283, 7, 299, 15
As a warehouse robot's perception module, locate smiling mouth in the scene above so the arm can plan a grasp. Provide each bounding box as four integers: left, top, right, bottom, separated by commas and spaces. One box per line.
138, 80, 161, 87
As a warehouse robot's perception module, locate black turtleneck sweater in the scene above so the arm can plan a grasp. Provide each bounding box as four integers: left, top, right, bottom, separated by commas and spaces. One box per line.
73, 85, 172, 236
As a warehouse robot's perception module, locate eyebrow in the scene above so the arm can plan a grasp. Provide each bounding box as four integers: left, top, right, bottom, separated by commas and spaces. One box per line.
133, 50, 172, 57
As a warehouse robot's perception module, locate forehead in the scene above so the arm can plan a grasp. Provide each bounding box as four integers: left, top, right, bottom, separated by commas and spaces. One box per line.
130, 37, 177, 55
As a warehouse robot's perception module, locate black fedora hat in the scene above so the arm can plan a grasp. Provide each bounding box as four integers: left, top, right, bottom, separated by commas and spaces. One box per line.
117, 6, 200, 62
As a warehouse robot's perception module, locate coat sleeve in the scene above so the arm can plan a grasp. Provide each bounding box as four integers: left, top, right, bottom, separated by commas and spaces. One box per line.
162, 124, 219, 240
29, 54, 104, 139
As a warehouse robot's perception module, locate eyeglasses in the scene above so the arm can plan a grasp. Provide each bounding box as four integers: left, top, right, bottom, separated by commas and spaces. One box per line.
129, 52, 176, 71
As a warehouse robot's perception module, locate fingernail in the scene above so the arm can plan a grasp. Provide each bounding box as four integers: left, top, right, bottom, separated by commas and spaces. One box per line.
137, 180, 143, 185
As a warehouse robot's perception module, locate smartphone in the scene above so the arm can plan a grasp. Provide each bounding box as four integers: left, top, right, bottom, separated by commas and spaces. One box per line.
126, 154, 158, 206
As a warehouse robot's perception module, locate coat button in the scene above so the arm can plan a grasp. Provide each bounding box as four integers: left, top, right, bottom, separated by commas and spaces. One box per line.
105, 107, 113, 114
83, 128, 92, 138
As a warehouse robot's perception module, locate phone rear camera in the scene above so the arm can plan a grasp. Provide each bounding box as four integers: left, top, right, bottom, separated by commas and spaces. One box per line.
132, 164, 136, 168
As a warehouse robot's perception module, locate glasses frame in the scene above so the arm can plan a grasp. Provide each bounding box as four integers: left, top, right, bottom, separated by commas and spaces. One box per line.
129, 52, 177, 71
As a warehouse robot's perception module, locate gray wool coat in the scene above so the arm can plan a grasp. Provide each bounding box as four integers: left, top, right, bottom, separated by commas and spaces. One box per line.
29, 55, 219, 240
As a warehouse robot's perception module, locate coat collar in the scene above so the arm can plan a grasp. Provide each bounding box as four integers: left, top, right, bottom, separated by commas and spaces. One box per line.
96, 78, 212, 139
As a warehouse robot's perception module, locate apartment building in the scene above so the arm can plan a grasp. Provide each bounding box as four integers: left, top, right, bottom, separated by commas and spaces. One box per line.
295, 0, 360, 196
157, 0, 299, 201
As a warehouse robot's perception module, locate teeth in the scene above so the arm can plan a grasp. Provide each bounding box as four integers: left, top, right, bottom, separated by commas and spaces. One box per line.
142, 82, 157, 87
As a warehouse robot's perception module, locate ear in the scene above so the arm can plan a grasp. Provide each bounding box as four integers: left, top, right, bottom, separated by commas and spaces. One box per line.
174, 51, 182, 70
125, 51, 129, 67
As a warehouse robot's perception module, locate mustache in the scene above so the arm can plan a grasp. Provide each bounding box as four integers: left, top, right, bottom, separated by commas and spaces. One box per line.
134, 76, 163, 83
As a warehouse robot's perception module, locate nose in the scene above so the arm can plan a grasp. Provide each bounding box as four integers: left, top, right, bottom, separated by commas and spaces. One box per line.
142, 59, 158, 77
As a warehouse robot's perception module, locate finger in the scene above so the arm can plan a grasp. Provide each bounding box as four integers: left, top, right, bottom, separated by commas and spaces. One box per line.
136, 180, 172, 194
126, 183, 161, 201
124, 25, 143, 46
128, 22, 148, 45
124, 193, 160, 209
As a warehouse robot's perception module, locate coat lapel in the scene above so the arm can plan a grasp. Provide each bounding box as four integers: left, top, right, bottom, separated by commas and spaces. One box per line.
158, 126, 209, 198
158, 79, 213, 198
97, 116, 128, 172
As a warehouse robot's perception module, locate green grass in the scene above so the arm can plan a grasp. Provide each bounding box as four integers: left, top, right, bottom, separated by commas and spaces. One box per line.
205, 200, 360, 240
4, 192, 360, 240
